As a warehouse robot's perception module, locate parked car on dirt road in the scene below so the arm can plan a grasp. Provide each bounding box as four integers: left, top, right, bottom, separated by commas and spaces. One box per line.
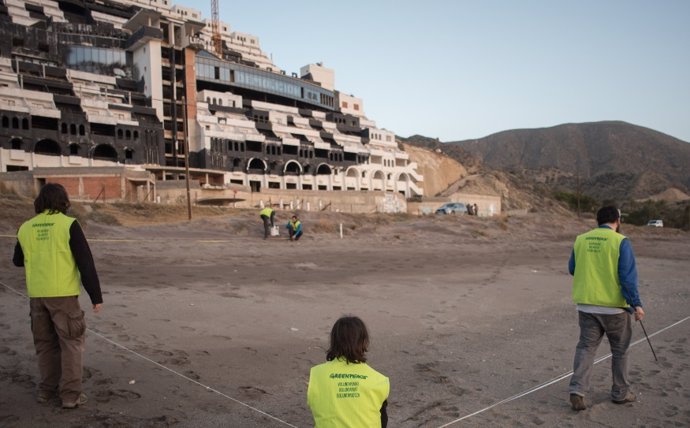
435, 202, 467, 215
646, 219, 664, 227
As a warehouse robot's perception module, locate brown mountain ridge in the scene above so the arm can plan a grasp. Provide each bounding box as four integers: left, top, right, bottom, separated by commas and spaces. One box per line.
402, 121, 690, 202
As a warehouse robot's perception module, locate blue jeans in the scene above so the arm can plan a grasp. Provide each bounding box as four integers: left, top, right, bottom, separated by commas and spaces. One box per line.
569, 311, 632, 401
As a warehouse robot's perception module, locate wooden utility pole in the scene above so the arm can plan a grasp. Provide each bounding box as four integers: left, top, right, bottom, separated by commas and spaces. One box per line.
182, 96, 192, 220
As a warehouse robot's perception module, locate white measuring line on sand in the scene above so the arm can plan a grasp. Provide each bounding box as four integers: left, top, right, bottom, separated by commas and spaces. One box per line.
0, 280, 298, 428
438, 314, 690, 427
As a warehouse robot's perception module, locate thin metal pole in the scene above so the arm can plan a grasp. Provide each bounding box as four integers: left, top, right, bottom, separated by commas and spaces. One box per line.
638, 320, 658, 362
182, 96, 192, 221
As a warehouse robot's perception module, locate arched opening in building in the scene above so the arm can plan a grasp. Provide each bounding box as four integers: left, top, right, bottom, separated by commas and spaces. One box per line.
69, 143, 80, 155
247, 158, 266, 171
232, 158, 242, 168
10, 138, 22, 150
34, 139, 62, 156
1, 116, 8, 128
93, 144, 118, 161
372, 170, 385, 190
125, 148, 134, 160
346, 168, 359, 177
12, 117, 19, 128
284, 160, 302, 174
22, 118, 29, 130
316, 164, 332, 175
79, 125, 85, 136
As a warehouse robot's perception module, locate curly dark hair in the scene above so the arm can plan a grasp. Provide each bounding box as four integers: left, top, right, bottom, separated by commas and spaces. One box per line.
326, 316, 370, 364
34, 183, 71, 214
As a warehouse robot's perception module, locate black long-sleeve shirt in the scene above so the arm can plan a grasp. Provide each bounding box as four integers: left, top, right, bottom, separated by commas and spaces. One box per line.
13, 221, 103, 305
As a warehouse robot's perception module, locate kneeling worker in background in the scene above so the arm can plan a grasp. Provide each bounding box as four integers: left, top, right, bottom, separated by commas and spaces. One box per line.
286, 215, 303, 241
308, 315, 390, 427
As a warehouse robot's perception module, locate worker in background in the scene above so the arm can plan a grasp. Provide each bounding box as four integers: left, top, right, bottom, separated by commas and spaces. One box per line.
286, 215, 303, 241
259, 206, 275, 239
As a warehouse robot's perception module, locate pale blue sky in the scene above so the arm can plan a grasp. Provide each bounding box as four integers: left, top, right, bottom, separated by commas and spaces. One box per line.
176, 0, 690, 142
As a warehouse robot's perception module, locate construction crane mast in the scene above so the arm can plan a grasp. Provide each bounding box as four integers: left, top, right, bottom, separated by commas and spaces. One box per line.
211, 0, 222, 57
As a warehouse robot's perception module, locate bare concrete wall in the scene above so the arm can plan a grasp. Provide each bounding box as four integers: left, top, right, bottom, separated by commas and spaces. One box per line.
155, 186, 408, 214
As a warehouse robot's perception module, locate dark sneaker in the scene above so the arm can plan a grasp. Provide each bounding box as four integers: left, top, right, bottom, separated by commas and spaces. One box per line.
612, 391, 636, 404
37, 390, 55, 404
570, 393, 586, 411
62, 393, 88, 409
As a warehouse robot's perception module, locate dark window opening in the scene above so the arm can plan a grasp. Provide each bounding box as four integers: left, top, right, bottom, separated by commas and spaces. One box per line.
34, 140, 62, 156
93, 144, 117, 160
91, 123, 115, 136
247, 158, 264, 170
69, 144, 79, 155
31, 116, 58, 131
285, 162, 300, 174
246, 141, 262, 152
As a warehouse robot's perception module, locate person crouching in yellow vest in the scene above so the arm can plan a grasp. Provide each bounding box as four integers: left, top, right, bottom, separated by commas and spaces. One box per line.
13, 183, 103, 409
308, 316, 390, 427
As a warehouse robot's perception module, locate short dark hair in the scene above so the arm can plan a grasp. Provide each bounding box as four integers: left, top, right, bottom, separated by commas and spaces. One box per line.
326, 316, 369, 364
596, 205, 620, 226
34, 183, 70, 214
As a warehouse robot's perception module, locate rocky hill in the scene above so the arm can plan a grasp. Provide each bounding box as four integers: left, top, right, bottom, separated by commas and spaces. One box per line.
403, 121, 690, 203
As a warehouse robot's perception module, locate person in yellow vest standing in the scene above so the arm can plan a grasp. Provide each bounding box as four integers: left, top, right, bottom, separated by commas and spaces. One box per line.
567, 206, 644, 411
308, 315, 390, 427
13, 183, 103, 409
259, 206, 275, 239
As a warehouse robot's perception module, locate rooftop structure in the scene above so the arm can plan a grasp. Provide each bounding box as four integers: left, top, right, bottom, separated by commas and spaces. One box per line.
0, 0, 423, 198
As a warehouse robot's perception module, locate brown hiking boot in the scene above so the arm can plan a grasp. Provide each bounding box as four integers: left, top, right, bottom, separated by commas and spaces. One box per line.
570, 393, 586, 411
62, 393, 88, 409
36, 390, 55, 404
612, 391, 636, 404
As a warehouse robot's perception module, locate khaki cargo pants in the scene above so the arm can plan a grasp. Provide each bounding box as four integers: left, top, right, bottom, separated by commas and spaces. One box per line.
30, 296, 86, 404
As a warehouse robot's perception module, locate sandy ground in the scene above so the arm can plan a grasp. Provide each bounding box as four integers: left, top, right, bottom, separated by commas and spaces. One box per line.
1, 211, 688, 427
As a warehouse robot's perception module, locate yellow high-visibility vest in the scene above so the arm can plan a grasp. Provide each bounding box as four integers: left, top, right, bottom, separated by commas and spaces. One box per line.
572, 227, 627, 308
17, 211, 80, 298
260, 207, 273, 217
308, 358, 389, 428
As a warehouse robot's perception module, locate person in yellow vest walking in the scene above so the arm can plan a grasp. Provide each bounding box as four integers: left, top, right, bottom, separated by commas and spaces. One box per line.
567, 206, 644, 411
259, 206, 275, 239
13, 183, 103, 409
307, 316, 390, 427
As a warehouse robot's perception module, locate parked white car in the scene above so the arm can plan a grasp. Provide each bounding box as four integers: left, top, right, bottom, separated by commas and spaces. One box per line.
646, 219, 664, 227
